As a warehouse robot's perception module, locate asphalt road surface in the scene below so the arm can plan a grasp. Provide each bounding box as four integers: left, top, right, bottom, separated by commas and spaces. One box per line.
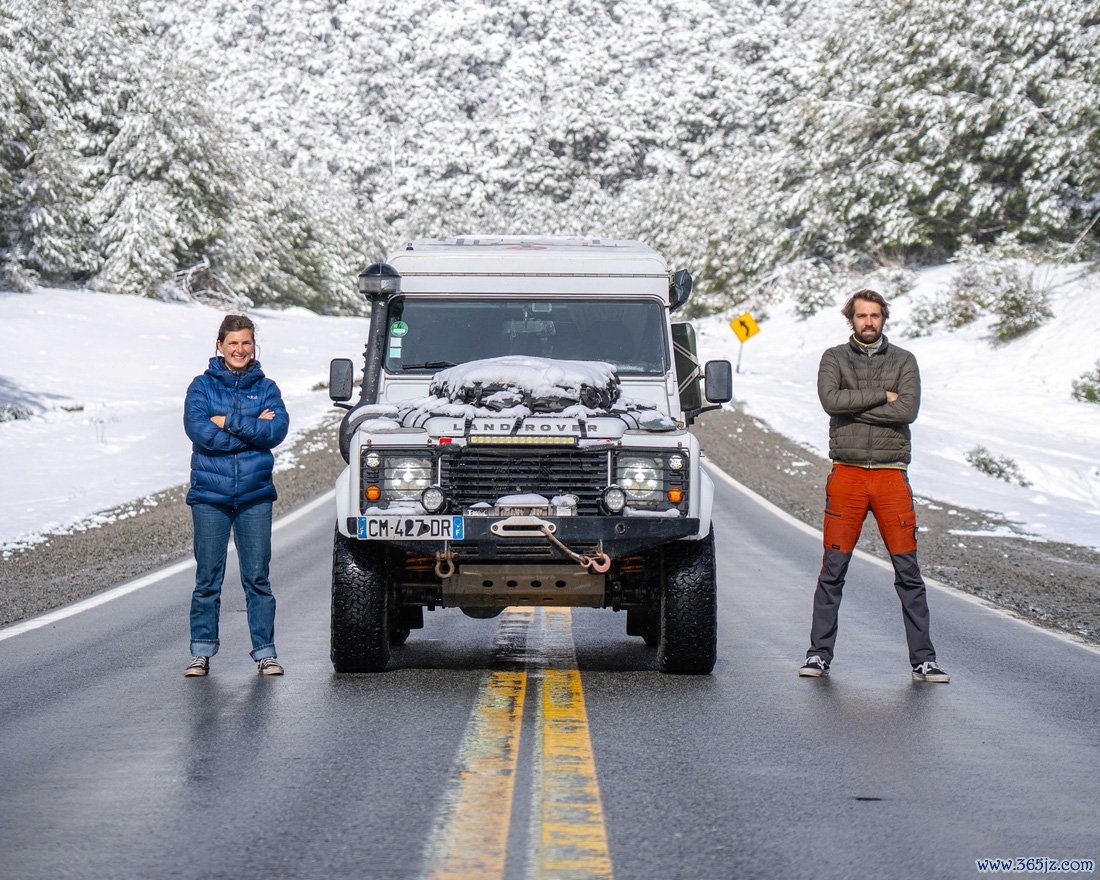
2, 468, 1098, 880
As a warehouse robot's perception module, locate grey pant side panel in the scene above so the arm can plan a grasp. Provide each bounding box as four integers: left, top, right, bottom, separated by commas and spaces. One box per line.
891, 551, 936, 665
808, 549, 852, 663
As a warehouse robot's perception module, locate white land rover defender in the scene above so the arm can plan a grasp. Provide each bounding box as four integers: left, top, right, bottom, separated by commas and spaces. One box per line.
328, 237, 732, 673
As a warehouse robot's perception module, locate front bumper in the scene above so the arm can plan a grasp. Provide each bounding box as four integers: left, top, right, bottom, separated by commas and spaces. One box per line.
346, 515, 699, 560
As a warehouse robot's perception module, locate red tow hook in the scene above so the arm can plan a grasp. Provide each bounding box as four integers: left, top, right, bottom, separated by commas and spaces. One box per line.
540, 525, 612, 573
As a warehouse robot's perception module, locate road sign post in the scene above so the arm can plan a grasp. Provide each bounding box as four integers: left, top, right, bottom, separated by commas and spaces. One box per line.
728, 311, 760, 373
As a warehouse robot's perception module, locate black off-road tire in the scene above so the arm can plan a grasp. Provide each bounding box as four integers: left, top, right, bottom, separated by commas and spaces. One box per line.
658, 528, 717, 674
331, 527, 391, 672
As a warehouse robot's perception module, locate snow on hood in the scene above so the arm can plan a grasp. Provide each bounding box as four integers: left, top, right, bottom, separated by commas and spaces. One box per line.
430, 356, 620, 412
347, 356, 679, 433
432, 356, 617, 399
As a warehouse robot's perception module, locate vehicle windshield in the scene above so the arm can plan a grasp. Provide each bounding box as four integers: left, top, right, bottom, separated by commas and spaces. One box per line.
383, 297, 668, 375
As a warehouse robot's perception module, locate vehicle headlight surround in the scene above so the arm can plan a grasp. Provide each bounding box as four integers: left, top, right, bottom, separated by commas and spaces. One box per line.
383, 455, 433, 501
612, 451, 689, 511
616, 456, 661, 502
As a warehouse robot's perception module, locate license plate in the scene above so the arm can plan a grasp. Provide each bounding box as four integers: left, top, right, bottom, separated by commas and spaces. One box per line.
357, 515, 464, 541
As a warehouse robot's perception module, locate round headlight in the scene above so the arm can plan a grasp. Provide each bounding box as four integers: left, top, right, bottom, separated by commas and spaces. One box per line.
364, 451, 382, 469
617, 457, 661, 501
387, 458, 432, 500
668, 453, 685, 471
601, 486, 627, 513
421, 486, 447, 513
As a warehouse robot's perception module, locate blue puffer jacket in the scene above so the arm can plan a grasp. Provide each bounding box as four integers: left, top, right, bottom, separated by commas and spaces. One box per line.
184, 358, 290, 506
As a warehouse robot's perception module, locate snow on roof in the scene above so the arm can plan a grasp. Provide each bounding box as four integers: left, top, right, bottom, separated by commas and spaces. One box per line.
396, 236, 659, 255
387, 237, 669, 282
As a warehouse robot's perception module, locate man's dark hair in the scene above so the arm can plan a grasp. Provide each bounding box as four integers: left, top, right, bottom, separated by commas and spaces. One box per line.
217, 314, 255, 343
841, 289, 890, 323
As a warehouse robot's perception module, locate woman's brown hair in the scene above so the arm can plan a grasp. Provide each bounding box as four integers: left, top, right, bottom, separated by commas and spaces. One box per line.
217, 314, 255, 343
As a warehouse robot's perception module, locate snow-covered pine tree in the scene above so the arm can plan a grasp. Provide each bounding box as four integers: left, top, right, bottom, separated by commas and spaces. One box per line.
81, 0, 239, 296
145, 0, 825, 307
216, 164, 367, 314
0, 1, 96, 287
773, 0, 1100, 265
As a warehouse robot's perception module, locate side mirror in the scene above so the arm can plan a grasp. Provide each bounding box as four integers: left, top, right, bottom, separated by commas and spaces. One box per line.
704, 360, 733, 404
669, 269, 693, 312
329, 358, 355, 404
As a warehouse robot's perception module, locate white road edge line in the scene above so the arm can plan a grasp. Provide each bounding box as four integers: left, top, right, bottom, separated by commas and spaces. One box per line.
0, 491, 335, 643
704, 460, 1100, 658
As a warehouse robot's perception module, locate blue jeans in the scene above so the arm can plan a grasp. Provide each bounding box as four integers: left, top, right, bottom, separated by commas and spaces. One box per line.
189, 501, 277, 661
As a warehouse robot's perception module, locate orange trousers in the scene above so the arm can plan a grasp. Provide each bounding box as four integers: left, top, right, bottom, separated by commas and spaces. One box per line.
823, 465, 918, 555
810, 464, 935, 665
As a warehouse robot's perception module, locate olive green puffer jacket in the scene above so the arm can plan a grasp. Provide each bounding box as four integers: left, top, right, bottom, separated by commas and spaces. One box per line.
817, 335, 920, 466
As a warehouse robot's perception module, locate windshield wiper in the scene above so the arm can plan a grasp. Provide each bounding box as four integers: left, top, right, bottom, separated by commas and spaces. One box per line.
401, 361, 457, 370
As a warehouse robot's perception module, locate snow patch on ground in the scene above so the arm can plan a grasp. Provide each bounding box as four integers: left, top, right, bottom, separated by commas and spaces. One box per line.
694, 262, 1100, 550
0, 288, 369, 553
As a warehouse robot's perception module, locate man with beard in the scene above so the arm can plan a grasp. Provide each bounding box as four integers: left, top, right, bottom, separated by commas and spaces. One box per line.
798, 289, 950, 683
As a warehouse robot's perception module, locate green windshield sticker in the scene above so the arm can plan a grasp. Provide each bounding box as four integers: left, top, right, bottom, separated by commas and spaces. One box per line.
390, 321, 409, 338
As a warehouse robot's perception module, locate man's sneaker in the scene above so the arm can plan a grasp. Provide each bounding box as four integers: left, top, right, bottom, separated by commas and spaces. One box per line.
799, 655, 830, 677
258, 657, 284, 676
912, 660, 951, 683
184, 656, 209, 677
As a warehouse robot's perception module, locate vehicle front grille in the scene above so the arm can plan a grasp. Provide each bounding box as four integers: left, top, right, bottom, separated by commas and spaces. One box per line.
440, 448, 610, 515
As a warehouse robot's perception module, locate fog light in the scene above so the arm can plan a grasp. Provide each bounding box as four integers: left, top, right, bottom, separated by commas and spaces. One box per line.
364, 451, 382, 469
421, 485, 447, 513
668, 454, 685, 471
601, 486, 627, 513
365, 485, 381, 502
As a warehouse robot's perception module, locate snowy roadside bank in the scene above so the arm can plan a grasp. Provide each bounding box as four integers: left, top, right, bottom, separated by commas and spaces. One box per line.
0, 414, 345, 627
0, 288, 370, 555
693, 262, 1100, 553
2, 405, 1097, 649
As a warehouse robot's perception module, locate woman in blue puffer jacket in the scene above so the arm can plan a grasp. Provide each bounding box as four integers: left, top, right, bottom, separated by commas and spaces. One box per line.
182, 314, 290, 678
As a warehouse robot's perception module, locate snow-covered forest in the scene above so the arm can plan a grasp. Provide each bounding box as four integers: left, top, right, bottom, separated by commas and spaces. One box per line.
1, 0, 1097, 313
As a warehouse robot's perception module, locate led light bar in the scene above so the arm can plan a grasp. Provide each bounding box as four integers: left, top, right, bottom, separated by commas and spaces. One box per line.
468, 434, 578, 446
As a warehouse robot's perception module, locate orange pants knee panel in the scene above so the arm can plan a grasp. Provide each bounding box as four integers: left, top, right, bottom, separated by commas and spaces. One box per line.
822, 465, 918, 555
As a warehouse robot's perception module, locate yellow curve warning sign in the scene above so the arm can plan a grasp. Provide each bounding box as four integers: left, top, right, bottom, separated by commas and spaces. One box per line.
729, 312, 760, 343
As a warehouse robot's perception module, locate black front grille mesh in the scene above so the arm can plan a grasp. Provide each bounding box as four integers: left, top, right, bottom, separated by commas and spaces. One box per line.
440, 448, 610, 515
452, 540, 557, 560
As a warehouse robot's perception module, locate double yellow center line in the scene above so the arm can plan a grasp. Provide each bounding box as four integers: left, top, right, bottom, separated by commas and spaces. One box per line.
422, 607, 614, 880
